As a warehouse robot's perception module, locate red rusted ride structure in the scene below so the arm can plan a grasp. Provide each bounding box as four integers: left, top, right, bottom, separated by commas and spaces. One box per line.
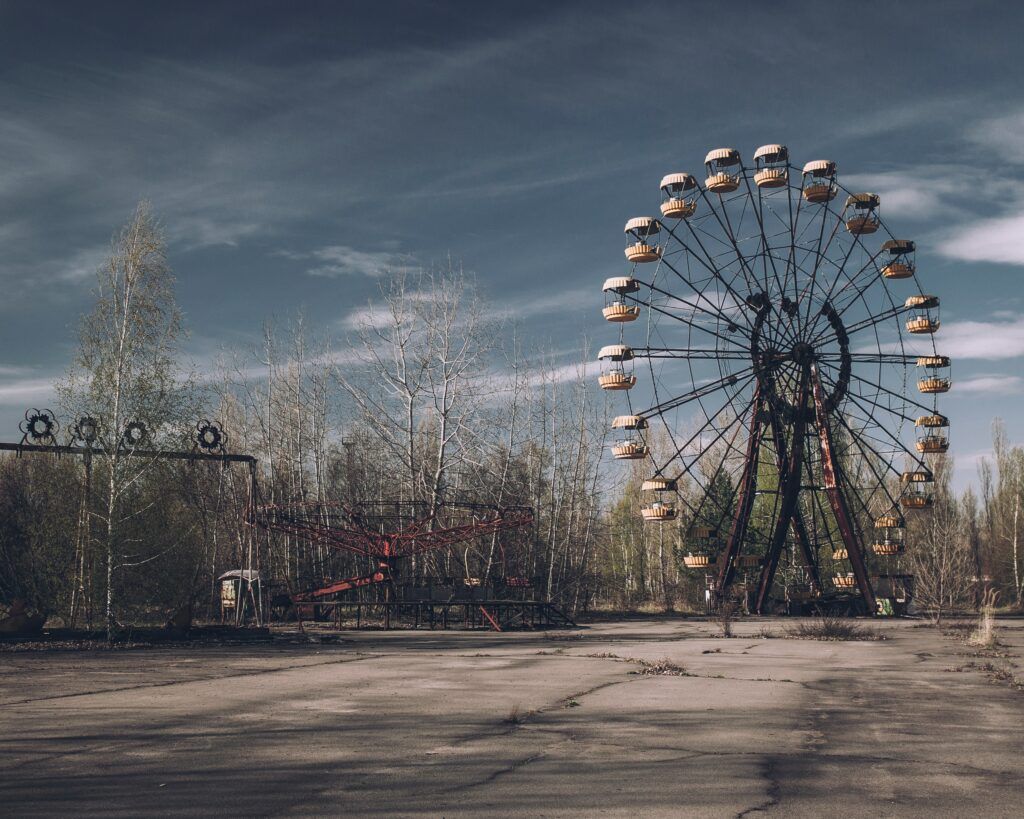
253, 501, 536, 625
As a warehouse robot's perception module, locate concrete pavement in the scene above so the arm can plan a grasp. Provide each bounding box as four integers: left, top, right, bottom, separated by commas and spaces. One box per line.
1, 618, 1021, 817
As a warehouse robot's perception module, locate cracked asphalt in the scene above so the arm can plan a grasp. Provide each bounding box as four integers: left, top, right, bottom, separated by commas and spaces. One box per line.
1, 618, 1022, 817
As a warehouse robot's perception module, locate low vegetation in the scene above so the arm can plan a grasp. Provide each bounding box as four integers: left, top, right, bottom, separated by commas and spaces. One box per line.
786, 615, 880, 642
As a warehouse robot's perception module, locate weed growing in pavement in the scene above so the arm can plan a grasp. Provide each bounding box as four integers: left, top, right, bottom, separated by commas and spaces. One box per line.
627, 657, 689, 676
503, 704, 524, 725
968, 588, 1000, 649
785, 615, 882, 641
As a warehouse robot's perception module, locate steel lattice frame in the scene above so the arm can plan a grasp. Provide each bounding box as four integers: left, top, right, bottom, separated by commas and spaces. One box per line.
600, 147, 945, 614
253, 501, 534, 601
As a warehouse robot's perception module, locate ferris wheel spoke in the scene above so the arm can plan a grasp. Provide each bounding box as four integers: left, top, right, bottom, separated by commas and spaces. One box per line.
820, 402, 908, 511
627, 284, 744, 347
744, 173, 789, 302
817, 246, 886, 317
719, 181, 770, 293
799, 205, 852, 331
640, 367, 757, 417
810, 301, 910, 349
635, 347, 751, 360
678, 396, 760, 531
817, 367, 929, 465
815, 362, 921, 425
651, 366, 757, 472
646, 266, 752, 338
816, 351, 917, 364
783, 172, 806, 295
660, 221, 758, 330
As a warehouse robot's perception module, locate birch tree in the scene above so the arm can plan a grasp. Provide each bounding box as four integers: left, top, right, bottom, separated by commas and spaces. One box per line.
60, 202, 191, 640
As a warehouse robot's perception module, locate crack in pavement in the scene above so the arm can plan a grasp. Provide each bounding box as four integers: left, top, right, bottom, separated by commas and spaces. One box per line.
0, 652, 385, 707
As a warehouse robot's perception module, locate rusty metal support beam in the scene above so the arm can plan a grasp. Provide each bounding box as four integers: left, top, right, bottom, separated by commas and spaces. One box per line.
811, 364, 877, 614
717, 389, 764, 599
767, 408, 823, 599
755, 378, 809, 614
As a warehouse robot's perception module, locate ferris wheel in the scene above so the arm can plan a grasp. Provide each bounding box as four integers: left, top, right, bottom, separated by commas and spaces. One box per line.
598, 145, 949, 615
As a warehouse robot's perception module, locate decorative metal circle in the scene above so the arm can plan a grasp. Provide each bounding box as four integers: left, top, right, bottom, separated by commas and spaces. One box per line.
73, 416, 99, 445
122, 420, 148, 448
195, 420, 225, 453
20, 408, 58, 443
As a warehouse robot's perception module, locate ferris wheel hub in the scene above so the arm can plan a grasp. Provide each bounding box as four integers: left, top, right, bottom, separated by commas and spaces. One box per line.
790, 342, 815, 367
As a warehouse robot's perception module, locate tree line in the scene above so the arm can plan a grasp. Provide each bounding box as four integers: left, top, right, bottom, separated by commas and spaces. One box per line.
0, 205, 1020, 637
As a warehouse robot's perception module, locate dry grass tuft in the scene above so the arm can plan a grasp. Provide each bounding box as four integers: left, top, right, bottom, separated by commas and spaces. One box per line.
786, 615, 880, 641
968, 588, 1000, 649
628, 657, 689, 676
503, 704, 524, 725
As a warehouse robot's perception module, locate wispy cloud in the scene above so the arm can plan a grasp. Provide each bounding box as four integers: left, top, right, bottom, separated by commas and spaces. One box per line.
953, 375, 1023, 395
281, 245, 411, 278
843, 169, 965, 221
0, 376, 57, 404
938, 212, 1024, 266
939, 313, 1024, 360
966, 109, 1024, 164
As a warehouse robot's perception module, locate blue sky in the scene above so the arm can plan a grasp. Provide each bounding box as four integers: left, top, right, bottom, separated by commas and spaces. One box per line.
0, 0, 1021, 490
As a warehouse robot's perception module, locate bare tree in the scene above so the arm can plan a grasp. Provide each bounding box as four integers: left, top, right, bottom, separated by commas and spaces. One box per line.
907, 455, 974, 623
59, 202, 192, 640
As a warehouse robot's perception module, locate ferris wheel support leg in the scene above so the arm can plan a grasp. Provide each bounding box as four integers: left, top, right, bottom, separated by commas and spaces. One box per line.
790, 511, 823, 596
811, 365, 877, 615
768, 411, 823, 595
755, 379, 809, 615
716, 391, 765, 603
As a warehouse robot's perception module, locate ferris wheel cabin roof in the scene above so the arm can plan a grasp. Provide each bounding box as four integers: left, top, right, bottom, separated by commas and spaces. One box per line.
802, 159, 836, 176
704, 147, 740, 165
917, 355, 950, 367
624, 216, 659, 234
882, 239, 916, 254
611, 414, 647, 429
845, 192, 880, 209
603, 275, 639, 293
916, 413, 949, 427
753, 144, 788, 162
902, 469, 934, 483
598, 344, 634, 361
906, 294, 939, 309
659, 172, 697, 190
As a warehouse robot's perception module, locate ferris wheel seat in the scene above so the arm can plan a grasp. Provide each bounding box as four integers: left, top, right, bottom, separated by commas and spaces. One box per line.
907, 318, 940, 334
882, 262, 914, 279
873, 541, 904, 556
625, 243, 662, 263
754, 168, 788, 188
802, 182, 837, 203
660, 199, 698, 219
916, 437, 949, 453
641, 504, 678, 522
603, 304, 641, 322
845, 215, 880, 235
599, 372, 636, 390
612, 441, 648, 459
706, 173, 740, 193
917, 377, 950, 394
